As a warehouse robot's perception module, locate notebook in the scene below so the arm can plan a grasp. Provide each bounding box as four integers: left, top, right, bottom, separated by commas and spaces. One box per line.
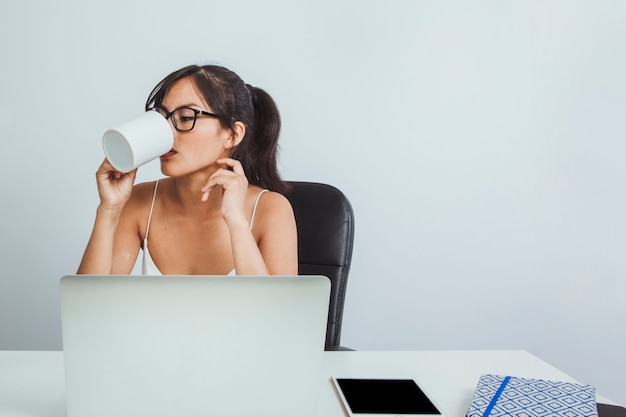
466, 374, 598, 417
59, 274, 331, 417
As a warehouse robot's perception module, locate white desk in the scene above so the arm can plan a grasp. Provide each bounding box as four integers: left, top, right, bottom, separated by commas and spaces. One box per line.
0, 350, 617, 417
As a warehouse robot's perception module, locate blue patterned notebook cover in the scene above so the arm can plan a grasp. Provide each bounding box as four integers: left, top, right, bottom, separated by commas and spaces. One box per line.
466, 374, 597, 417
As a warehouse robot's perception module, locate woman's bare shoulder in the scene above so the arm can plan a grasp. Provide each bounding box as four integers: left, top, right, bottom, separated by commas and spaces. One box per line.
123, 180, 163, 214
251, 187, 292, 210
252, 188, 295, 227
116, 181, 161, 234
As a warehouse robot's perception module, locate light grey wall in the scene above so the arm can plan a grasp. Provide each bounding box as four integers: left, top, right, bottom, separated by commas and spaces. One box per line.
1, 0, 625, 405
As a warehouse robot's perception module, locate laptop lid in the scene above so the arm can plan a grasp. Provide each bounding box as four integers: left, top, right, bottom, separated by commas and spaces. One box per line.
59, 275, 331, 417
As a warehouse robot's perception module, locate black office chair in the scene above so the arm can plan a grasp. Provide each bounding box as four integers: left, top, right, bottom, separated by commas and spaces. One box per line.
285, 181, 355, 351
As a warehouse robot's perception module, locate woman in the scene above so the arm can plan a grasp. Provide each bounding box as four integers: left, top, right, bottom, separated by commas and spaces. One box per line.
78, 64, 298, 276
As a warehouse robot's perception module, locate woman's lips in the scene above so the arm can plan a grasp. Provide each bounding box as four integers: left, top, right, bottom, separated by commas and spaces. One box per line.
161, 149, 177, 158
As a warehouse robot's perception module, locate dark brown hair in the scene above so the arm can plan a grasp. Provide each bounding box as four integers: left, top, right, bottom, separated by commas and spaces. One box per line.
145, 64, 289, 194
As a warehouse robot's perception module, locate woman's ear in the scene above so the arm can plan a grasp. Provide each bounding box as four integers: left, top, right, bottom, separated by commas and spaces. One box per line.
226, 121, 246, 149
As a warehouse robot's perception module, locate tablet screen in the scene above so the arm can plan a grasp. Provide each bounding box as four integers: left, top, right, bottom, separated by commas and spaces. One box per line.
334, 378, 442, 415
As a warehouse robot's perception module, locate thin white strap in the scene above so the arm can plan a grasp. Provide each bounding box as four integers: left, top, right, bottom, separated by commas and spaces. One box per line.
249, 189, 269, 229
145, 180, 159, 240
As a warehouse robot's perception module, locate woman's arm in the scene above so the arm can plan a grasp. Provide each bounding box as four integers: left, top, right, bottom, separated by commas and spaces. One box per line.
229, 191, 297, 275
202, 158, 298, 275
77, 159, 141, 274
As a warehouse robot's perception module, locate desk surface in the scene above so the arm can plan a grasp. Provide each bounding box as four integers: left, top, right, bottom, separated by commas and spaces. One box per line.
0, 350, 617, 417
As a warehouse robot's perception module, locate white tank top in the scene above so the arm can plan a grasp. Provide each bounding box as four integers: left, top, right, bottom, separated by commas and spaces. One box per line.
142, 180, 268, 276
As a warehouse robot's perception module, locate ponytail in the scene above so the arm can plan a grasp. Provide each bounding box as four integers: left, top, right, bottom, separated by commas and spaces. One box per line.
231, 85, 289, 194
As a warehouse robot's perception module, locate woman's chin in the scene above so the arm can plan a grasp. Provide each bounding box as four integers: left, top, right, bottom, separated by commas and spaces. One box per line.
159, 161, 176, 177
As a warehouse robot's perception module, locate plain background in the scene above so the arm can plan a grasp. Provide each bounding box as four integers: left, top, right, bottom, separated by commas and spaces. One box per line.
1, 0, 625, 406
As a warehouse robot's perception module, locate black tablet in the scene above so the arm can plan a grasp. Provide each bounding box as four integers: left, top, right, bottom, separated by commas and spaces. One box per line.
332, 378, 447, 417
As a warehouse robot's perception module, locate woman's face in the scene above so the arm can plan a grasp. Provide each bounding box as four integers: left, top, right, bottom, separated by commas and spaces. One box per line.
158, 77, 232, 177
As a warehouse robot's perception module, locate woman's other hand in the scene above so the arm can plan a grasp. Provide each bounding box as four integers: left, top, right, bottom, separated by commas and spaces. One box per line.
200, 158, 249, 225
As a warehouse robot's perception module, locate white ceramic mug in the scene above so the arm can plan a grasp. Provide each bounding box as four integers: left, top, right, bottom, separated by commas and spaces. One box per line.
102, 111, 174, 173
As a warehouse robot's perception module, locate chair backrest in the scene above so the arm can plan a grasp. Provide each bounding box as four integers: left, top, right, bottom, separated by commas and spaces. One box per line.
284, 181, 355, 350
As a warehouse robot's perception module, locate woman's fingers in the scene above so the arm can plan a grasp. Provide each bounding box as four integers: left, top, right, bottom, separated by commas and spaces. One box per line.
217, 157, 244, 174
200, 169, 235, 200
200, 158, 248, 202
96, 158, 138, 207
200, 159, 244, 190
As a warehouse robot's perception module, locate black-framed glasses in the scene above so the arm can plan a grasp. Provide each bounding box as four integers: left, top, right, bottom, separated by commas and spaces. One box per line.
153, 106, 221, 132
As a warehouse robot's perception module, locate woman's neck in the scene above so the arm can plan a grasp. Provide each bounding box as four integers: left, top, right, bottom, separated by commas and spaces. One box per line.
169, 169, 222, 214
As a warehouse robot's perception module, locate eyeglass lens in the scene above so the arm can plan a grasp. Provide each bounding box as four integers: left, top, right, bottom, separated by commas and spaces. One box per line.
171, 108, 197, 131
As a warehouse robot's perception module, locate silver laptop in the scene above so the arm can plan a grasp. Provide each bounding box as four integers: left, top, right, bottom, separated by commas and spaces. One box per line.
59, 275, 331, 417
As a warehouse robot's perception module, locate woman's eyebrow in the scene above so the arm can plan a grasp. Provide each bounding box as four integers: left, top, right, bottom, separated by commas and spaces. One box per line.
160, 103, 205, 112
